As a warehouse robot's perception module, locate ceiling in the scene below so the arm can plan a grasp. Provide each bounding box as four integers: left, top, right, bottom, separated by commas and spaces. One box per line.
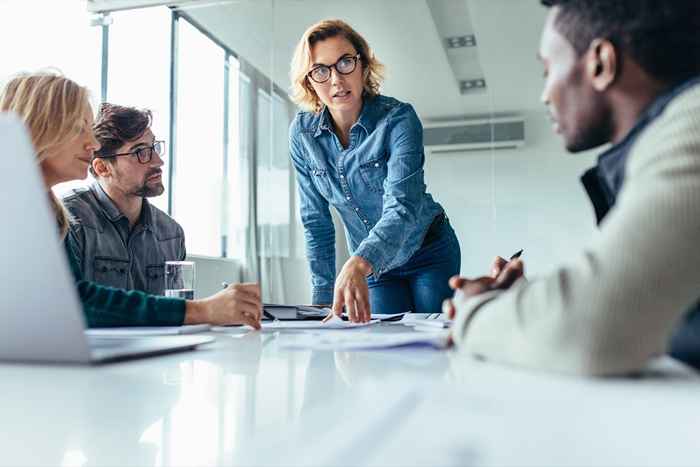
91, 0, 550, 120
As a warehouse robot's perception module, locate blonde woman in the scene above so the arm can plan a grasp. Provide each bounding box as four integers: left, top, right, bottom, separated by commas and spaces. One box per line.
290, 20, 461, 322
0, 72, 261, 328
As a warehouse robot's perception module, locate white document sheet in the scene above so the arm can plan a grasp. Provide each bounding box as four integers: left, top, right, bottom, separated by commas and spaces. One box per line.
261, 314, 380, 330
278, 330, 449, 350
85, 324, 211, 337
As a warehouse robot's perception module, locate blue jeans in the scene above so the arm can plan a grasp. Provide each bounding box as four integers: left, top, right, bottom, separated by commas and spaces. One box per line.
367, 217, 461, 314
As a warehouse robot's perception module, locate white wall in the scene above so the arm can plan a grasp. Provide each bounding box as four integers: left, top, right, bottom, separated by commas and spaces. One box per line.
424, 110, 599, 278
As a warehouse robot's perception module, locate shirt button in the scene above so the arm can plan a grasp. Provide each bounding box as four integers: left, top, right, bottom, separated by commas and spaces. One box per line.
346, 196, 351, 201
363, 219, 369, 224
354, 207, 359, 211
374, 163, 380, 168
340, 174, 345, 179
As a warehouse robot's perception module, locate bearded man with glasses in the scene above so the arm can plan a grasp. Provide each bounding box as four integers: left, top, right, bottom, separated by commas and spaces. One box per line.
62, 103, 186, 295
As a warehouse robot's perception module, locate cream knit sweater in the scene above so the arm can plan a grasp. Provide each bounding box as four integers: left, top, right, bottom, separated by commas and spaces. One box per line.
452, 83, 700, 376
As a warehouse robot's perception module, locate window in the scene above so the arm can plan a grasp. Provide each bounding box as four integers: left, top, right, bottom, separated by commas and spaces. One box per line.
172, 19, 225, 257
0, 1, 100, 98
256, 89, 291, 258
0, 0, 102, 197
107, 7, 172, 213
225, 63, 249, 262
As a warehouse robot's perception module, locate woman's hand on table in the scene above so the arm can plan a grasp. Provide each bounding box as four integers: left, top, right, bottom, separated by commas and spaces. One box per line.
325, 256, 373, 323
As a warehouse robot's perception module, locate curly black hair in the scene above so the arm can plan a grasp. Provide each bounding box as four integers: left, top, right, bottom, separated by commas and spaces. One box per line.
541, 0, 700, 85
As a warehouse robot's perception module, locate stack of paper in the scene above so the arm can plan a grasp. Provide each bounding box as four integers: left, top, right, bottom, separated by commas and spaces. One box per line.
212, 314, 379, 332
400, 313, 452, 330
261, 314, 379, 330
264, 304, 330, 320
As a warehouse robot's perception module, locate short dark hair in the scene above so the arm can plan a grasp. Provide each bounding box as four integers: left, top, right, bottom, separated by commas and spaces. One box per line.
541, 0, 700, 85
91, 103, 152, 176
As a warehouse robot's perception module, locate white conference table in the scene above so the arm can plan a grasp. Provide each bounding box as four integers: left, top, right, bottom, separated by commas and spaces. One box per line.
1, 323, 699, 467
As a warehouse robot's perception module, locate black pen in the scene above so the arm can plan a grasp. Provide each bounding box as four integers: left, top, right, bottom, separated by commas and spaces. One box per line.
222, 281, 275, 321
262, 309, 278, 322
452, 249, 525, 306
510, 249, 524, 261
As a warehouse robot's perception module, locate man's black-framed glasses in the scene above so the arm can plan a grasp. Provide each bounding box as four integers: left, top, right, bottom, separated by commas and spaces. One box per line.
97, 140, 165, 164
307, 54, 361, 83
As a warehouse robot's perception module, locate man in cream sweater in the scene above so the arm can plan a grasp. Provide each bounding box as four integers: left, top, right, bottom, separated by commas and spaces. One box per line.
448, 0, 700, 375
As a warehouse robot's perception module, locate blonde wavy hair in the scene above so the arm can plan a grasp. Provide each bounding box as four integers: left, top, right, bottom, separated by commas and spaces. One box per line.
0, 72, 91, 238
290, 19, 385, 113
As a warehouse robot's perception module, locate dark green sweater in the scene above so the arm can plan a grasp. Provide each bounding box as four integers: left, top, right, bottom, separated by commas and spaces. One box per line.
64, 239, 186, 328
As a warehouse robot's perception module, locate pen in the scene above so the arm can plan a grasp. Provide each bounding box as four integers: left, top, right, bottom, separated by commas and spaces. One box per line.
452, 249, 524, 305
222, 282, 275, 321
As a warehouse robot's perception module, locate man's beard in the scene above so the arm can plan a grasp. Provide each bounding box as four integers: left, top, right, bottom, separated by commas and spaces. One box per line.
566, 122, 612, 153
134, 170, 165, 197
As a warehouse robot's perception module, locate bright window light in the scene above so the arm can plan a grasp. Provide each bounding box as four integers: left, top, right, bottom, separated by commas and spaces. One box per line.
0, 0, 102, 197
107, 6, 172, 213
173, 19, 225, 257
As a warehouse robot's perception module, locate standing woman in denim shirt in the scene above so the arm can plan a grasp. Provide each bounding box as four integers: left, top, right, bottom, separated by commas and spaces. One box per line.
289, 20, 461, 323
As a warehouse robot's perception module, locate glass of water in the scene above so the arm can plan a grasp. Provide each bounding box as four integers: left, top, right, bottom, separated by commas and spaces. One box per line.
164, 261, 195, 299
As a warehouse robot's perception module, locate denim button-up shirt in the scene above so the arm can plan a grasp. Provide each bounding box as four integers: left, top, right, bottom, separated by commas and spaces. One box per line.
63, 181, 186, 295
290, 95, 444, 304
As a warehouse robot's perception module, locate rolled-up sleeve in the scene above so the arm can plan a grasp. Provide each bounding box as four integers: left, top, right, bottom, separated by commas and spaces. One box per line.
289, 120, 336, 305
354, 104, 431, 278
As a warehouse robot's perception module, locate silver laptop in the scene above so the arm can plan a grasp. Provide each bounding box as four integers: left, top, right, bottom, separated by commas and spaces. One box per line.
0, 114, 214, 364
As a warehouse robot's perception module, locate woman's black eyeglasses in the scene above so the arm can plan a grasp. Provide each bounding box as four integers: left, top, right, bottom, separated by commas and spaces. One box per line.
307, 54, 361, 84
96, 140, 165, 164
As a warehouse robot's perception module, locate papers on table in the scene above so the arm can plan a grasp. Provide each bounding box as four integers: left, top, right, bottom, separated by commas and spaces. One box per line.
85, 324, 211, 337
261, 314, 379, 330
263, 305, 406, 322
278, 330, 450, 350
400, 313, 452, 330
264, 304, 330, 320
211, 314, 380, 332
368, 313, 406, 321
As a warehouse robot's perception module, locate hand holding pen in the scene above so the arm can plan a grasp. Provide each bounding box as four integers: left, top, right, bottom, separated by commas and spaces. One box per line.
222, 282, 277, 323
211, 281, 263, 329
489, 249, 524, 280
444, 249, 525, 320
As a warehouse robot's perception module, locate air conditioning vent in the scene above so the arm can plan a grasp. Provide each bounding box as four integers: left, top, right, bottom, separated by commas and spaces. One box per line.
424, 116, 525, 153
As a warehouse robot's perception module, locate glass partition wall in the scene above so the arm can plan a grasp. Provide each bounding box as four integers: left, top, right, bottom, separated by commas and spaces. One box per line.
7, 0, 598, 297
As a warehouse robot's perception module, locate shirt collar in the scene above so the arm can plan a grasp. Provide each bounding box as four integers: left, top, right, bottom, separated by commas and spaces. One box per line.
312, 95, 378, 138
354, 95, 379, 135
90, 180, 153, 230
313, 106, 333, 137
582, 75, 700, 224
596, 75, 700, 177
598, 75, 700, 166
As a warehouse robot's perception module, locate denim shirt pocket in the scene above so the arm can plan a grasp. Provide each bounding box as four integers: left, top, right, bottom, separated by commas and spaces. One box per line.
146, 264, 166, 295
359, 157, 388, 193
310, 167, 332, 198
93, 257, 129, 289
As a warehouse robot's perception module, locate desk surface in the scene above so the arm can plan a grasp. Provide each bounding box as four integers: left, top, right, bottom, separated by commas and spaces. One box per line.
1, 324, 698, 467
